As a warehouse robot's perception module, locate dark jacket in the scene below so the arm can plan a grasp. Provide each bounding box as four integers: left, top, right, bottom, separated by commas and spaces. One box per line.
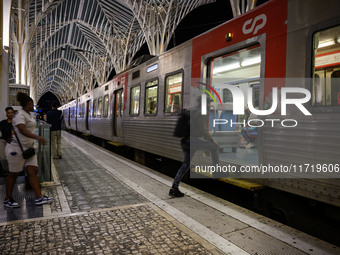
0, 120, 13, 143
46, 109, 63, 131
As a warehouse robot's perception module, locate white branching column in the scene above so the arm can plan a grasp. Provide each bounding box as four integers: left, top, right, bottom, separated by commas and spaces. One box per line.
125, 0, 216, 56
229, 0, 257, 18
97, 0, 146, 74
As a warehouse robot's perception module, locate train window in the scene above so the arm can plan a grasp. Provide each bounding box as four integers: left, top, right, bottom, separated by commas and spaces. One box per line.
97, 97, 103, 118
92, 99, 97, 118
145, 80, 158, 115
78, 104, 83, 118
312, 25, 340, 107
120, 91, 124, 116
81, 103, 85, 118
165, 72, 183, 113
103, 95, 109, 117
210, 45, 261, 110
223, 89, 233, 103
130, 85, 140, 115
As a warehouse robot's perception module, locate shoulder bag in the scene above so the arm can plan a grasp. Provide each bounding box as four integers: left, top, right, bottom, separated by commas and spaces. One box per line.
13, 128, 35, 159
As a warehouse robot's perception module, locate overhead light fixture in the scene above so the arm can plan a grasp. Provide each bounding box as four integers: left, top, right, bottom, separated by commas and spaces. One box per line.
213, 62, 240, 74
318, 40, 335, 48
241, 56, 261, 67
318, 37, 340, 48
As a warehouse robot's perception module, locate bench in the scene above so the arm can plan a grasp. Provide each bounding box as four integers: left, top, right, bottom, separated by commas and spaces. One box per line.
211, 131, 241, 153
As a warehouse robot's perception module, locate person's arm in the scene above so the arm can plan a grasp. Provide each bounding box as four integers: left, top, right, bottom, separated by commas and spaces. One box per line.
16, 124, 47, 145
46, 112, 51, 124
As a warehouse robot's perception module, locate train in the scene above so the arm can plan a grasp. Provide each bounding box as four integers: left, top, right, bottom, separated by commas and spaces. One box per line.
60, 0, 340, 209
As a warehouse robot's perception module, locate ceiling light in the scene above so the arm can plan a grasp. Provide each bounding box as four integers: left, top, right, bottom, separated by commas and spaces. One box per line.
213, 63, 240, 74
318, 40, 335, 48
241, 56, 261, 67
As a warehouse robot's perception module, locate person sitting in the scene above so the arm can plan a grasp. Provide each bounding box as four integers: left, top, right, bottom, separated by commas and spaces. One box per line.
167, 95, 181, 113
241, 102, 259, 149
147, 97, 156, 114
149, 100, 156, 114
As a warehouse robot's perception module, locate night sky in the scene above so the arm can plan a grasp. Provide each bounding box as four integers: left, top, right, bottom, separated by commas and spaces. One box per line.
38, 0, 269, 111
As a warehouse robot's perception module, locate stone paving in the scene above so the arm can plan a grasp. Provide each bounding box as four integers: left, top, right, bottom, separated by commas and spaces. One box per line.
53, 146, 145, 213
0, 204, 214, 255
0, 177, 58, 223
0, 138, 221, 254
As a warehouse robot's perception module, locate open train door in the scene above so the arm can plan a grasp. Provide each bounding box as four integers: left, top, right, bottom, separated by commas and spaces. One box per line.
85, 100, 90, 131
113, 89, 124, 137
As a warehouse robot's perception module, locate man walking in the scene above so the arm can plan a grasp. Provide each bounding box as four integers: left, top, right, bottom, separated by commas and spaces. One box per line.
46, 101, 63, 159
169, 106, 219, 197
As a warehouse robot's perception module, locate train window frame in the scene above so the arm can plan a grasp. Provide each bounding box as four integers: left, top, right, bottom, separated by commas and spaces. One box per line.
307, 21, 340, 113
164, 69, 184, 115
92, 98, 97, 118
201, 36, 266, 111
144, 78, 159, 116
120, 90, 124, 117
97, 97, 103, 118
81, 103, 85, 118
130, 84, 141, 116
103, 94, 109, 118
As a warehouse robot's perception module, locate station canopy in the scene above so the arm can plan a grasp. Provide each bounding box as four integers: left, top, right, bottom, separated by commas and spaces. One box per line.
8, 0, 258, 103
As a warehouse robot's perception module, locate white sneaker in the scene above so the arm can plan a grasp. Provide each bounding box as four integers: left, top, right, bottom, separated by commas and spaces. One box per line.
245, 143, 255, 149
35, 195, 54, 205
4, 198, 20, 208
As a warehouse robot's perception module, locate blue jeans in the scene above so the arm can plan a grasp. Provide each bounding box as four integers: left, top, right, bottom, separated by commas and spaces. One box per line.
241, 127, 254, 144
172, 137, 219, 189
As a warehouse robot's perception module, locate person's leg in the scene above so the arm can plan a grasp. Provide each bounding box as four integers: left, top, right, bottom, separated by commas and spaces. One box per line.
172, 150, 190, 189
5, 172, 19, 200
26, 165, 42, 198
56, 130, 62, 157
51, 131, 57, 158
1, 159, 9, 176
5, 143, 24, 202
0, 140, 7, 176
241, 127, 251, 143
26, 165, 54, 205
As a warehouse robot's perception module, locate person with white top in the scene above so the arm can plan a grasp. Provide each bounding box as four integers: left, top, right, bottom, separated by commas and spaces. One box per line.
3, 92, 54, 208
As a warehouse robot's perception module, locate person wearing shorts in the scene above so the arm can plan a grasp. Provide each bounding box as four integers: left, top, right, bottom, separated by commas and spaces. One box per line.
3, 92, 54, 208
0, 107, 14, 176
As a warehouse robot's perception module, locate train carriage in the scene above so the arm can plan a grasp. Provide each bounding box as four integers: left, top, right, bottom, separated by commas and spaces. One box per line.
61, 0, 340, 207
123, 41, 192, 160
89, 84, 112, 140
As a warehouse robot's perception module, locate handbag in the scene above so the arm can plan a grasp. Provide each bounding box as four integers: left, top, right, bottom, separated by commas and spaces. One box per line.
13, 128, 35, 159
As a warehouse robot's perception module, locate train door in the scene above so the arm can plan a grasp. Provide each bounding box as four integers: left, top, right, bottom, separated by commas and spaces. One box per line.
68, 107, 70, 126
206, 44, 262, 166
113, 89, 124, 137
75, 105, 78, 130
85, 100, 90, 131
331, 70, 340, 106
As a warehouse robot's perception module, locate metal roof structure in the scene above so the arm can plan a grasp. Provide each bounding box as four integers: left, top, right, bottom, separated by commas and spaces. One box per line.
8, 0, 257, 104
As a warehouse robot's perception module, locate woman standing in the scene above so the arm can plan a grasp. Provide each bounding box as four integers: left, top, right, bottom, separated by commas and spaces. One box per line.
4, 92, 53, 208
0, 107, 14, 176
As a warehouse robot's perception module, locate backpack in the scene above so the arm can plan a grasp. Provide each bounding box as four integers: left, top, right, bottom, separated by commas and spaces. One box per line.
173, 110, 190, 138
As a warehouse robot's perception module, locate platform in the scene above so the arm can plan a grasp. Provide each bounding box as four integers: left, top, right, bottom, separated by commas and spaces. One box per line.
0, 131, 338, 254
